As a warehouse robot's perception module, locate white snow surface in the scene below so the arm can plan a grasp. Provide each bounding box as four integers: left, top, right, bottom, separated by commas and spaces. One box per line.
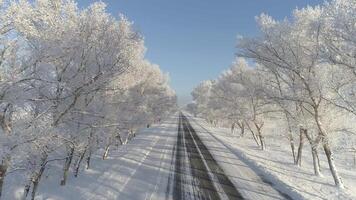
41, 116, 177, 200
186, 114, 356, 200
4, 113, 356, 200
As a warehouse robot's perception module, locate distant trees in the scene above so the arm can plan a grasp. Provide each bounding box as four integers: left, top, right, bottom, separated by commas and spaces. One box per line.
0, 0, 176, 199
191, 80, 219, 126
192, 0, 355, 188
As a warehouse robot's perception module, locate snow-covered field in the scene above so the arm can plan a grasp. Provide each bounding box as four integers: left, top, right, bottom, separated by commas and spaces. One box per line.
189, 116, 356, 200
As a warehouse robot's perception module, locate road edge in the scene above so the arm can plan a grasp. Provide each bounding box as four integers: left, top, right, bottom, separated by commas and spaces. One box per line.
185, 113, 306, 200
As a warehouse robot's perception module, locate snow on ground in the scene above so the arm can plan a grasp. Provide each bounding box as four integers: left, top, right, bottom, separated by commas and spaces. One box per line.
3, 115, 178, 200
187, 114, 356, 200
5, 112, 356, 200
182, 113, 297, 200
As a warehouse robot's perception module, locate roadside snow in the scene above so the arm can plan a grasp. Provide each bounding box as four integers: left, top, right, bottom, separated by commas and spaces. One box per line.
3, 115, 178, 200
188, 115, 356, 200
5, 113, 355, 200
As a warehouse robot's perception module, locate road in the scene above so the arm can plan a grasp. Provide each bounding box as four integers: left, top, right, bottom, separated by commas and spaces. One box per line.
169, 114, 244, 200
74, 113, 294, 200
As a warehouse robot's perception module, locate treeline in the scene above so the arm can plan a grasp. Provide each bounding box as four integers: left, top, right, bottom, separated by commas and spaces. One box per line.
0, 0, 176, 199
190, 0, 355, 189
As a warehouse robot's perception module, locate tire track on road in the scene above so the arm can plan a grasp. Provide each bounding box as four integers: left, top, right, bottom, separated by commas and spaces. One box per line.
171, 113, 244, 200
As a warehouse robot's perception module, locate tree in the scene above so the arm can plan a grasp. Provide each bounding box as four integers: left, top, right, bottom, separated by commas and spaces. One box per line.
0, 0, 177, 198
191, 80, 219, 125
237, 7, 343, 186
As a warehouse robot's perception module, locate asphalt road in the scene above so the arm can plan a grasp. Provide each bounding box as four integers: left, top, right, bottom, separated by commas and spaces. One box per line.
115, 113, 293, 200
170, 113, 244, 200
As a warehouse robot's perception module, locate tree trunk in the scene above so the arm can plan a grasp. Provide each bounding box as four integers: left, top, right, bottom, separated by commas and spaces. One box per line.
0, 167, 7, 199
240, 122, 245, 137
0, 156, 10, 199
31, 180, 39, 200
251, 130, 260, 147
257, 130, 265, 150
208, 119, 213, 125
30, 157, 47, 200
313, 107, 343, 187
74, 148, 87, 177
124, 131, 131, 144
289, 133, 296, 164
296, 128, 304, 166
86, 149, 92, 170
0, 104, 12, 198
316, 150, 321, 170
0, 103, 13, 135
61, 146, 74, 186
311, 147, 322, 176
125, 129, 136, 144
86, 129, 94, 170
254, 121, 265, 150
231, 123, 235, 134
133, 130, 136, 138
303, 129, 322, 176
102, 145, 110, 160
115, 132, 123, 147
23, 153, 48, 200
245, 121, 260, 147
323, 140, 344, 188
285, 113, 295, 163
0, 166, 7, 199
22, 179, 31, 200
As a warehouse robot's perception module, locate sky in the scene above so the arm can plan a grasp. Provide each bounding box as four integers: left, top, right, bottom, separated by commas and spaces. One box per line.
77, 0, 323, 106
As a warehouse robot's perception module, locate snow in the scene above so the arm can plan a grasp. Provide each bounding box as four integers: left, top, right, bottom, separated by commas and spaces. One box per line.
184, 113, 295, 200
4, 113, 356, 200
187, 114, 356, 200
3, 115, 178, 200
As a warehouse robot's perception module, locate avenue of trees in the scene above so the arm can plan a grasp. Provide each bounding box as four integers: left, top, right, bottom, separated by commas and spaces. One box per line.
191, 0, 355, 189
0, 0, 176, 199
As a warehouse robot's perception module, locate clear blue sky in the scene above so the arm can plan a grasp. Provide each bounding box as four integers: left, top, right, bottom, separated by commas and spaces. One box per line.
77, 0, 323, 105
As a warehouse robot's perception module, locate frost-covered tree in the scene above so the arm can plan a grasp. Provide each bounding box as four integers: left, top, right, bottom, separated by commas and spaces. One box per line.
191, 80, 220, 125
100, 62, 176, 159
0, 1, 36, 196
237, 8, 344, 186
208, 58, 270, 148
10, 0, 148, 188
0, 0, 176, 198
192, 0, 356, 189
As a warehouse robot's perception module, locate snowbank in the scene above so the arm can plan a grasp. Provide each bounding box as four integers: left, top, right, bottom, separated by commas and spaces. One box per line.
190, 116, 356, 200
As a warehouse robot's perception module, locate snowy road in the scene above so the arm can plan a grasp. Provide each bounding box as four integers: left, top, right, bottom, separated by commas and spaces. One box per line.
46, 113, 294, 200
168, 114, 243, 199
115, 112, 293, 200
